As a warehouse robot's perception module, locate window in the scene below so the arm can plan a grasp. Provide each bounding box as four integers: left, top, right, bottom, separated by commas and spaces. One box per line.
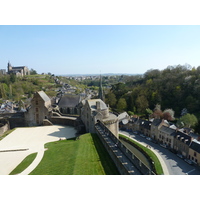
36, 107, 39, 112
36, 100, 38, 105
194, 152, 197, 157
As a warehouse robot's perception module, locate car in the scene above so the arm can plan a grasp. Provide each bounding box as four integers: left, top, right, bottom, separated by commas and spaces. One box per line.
140, 134, 145, 137
177, 153, 184, 159
133, 131, 139, 135
146, 137, 152, 141
160, 143, 167, 148
184, 159, 193, 165
151, 139, 158, 144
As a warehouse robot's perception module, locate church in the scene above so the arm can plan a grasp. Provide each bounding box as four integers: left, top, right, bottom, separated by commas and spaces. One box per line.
7, 62, 30, 76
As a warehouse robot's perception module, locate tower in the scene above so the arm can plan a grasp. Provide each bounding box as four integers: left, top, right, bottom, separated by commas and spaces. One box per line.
98, 74, 104, 102
7, 61, 12, 74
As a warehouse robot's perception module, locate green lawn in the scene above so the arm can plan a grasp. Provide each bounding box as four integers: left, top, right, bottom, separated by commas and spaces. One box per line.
30, 133, 119, 175
9, 153, 38, 175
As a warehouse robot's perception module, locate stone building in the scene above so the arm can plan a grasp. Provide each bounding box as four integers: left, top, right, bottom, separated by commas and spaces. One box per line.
25, 91, 52, 126
173, 130, 192, 157
58, 94, 81, 115
158, 125, 175, 148
188, 139, 200, 165
80, 99, 119, 138
7, 62, 30, 77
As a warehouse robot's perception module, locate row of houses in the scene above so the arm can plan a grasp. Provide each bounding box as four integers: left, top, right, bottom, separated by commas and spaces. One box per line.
120, 117, 200, 166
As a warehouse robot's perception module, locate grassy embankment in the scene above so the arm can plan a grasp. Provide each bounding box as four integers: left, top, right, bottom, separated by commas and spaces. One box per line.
10, 133, 119, 175
119, 134, 164, 175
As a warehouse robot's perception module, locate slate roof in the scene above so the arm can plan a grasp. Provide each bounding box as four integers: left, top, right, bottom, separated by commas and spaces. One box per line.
152, 118, 162, 127
173, 131, 192, 146
160, 125, 175, 135
38, 91, 51, 102
190, 140, 200, 153
58, 95, 81, 108
140, 120, 152, 130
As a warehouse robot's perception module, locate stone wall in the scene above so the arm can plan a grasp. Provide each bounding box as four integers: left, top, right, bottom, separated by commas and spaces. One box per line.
0, 123, 9, 136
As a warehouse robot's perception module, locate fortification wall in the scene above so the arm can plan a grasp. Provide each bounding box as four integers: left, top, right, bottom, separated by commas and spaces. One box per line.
0, 123, 9, 136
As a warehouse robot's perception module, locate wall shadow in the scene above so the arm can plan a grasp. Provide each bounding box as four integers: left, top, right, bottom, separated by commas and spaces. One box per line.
90, 133, 120, 175
48, 126, 77, 140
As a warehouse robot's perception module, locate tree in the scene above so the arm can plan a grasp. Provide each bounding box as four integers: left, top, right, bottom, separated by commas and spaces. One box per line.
30, 68, 37, 75
178, 113, 198, 128
136, 95, 149, 114
117, 98, 127, 112
105, 92, 117, 107
153, 104, 163, 119
162, 109, 175, 121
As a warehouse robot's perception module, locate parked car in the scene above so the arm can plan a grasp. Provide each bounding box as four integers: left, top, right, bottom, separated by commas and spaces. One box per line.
160, 143, 167, 148
151, 139, 158, 144
177, 153, 184, 159
133, 131, 139, 135
140, 133, 145, 138
146, 137, 152, 141
184, 159, 193, 165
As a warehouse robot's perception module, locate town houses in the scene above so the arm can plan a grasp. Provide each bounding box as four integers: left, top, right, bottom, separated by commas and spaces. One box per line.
120, 117, 200, 166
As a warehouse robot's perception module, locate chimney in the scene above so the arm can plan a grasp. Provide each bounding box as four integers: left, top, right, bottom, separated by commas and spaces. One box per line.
96, 101, 101, 111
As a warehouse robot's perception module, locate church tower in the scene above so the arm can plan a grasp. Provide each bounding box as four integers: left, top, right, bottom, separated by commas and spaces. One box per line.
7, 61, 12, 74
98, 74, 105, 102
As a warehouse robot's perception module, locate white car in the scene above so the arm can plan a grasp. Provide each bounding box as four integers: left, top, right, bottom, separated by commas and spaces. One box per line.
184, 159, 193, 165
146, 137, 152, 141
160, 143, 167, 148
177, 153, 184, 159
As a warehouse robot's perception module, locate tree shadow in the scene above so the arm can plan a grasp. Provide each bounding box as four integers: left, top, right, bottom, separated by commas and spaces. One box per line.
90, 133, 120, 175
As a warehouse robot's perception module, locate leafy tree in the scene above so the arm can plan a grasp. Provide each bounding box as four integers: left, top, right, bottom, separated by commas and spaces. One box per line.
136, 95, 149, 114
10, 73, 16, 83
162, 109, 175, 121
178, 113, 198, 128
117, 98, 127, 112
152, 104, 162, 118
105, 92, 117, 107
30, 68, 37, 75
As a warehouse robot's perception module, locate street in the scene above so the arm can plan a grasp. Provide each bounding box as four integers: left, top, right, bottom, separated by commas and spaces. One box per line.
119, 130, 200, 175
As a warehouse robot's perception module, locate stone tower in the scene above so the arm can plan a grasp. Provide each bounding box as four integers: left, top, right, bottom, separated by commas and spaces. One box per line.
7, 61, 12, 73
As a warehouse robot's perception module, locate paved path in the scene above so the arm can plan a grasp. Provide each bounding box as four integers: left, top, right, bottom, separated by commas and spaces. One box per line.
0, 125, 77, 175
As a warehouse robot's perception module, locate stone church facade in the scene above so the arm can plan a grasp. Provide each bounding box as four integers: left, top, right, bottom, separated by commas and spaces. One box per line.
7, 62, 30, 77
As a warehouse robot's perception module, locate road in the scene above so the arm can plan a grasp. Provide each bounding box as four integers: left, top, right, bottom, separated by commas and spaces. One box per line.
119, 130, 200, 175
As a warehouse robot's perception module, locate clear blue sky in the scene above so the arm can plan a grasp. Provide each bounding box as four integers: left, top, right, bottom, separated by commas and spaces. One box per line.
1, 25, 200, 75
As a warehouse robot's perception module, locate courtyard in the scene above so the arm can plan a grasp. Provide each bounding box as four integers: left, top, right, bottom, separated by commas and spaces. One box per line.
0, 125, 77, 175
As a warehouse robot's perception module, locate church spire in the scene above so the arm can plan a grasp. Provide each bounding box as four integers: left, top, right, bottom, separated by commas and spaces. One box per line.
98, 74, 104, 102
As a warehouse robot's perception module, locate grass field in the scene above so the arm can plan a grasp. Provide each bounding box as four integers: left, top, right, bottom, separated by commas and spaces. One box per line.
29, 133, 119, 175
9, 153, 38, 175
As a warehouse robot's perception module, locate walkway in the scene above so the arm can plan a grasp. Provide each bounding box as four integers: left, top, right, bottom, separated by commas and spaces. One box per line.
0, 125, 77, 175
96, 125, 141, 175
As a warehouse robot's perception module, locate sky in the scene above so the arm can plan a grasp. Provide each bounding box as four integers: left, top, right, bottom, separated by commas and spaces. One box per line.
1, 25, 200, 75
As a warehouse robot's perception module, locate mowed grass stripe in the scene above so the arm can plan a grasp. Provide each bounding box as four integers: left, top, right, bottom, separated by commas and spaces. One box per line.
73, 134, 105, 175
30, 133, 119, 175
